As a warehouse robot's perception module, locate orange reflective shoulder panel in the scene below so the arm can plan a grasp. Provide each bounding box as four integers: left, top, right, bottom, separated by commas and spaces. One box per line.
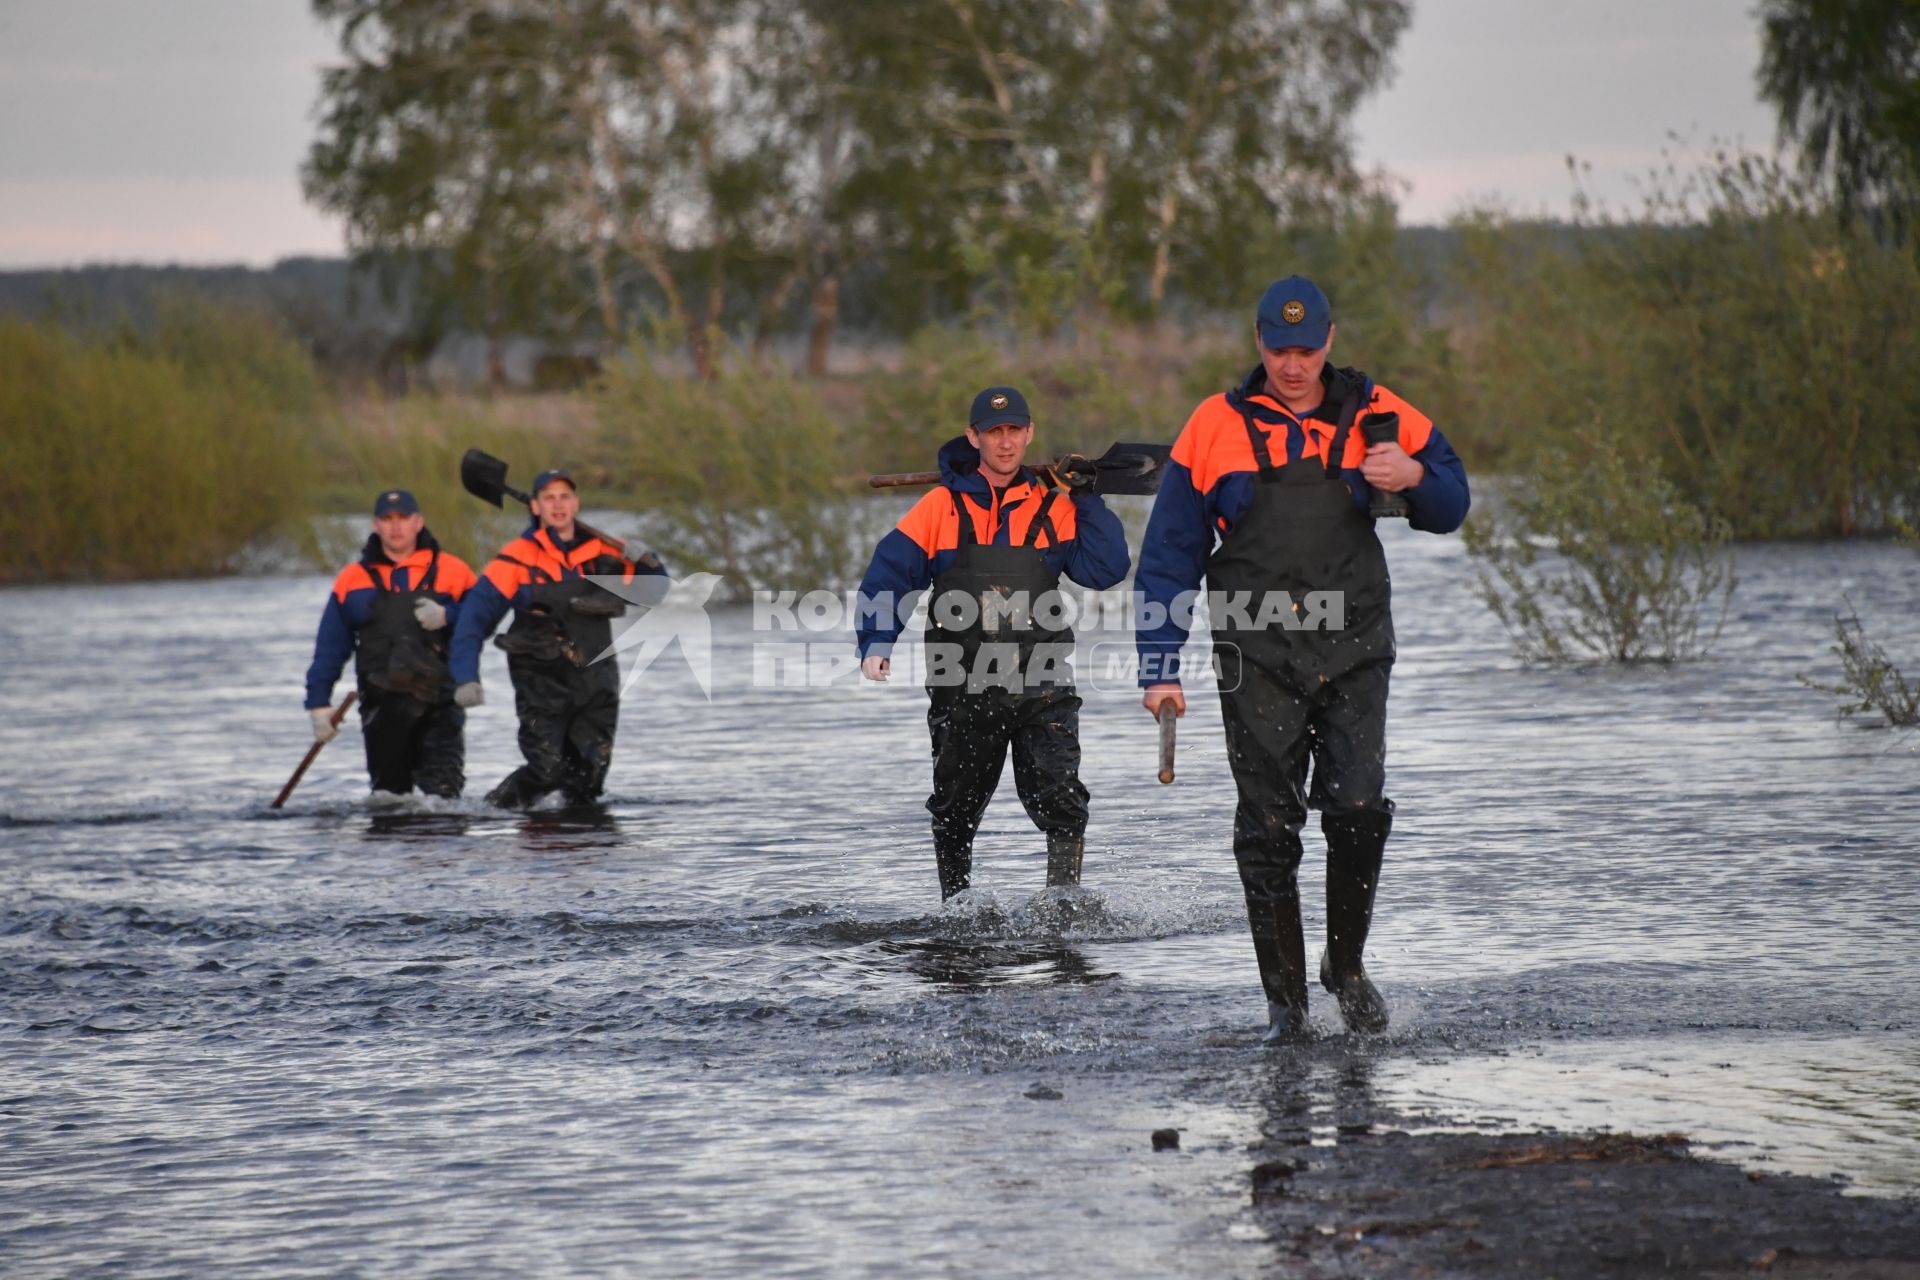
439, 555, 480, 599
1177, 396, 1262, 494
483, 538, 541, 597
1368, 383, 1435, 455
332, 563, 375, 601
897, 489, 954, 555
1048, 495, 1078, 543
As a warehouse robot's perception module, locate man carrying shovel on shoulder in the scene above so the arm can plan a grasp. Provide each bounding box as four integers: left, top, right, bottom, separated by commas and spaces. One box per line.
449, 467, 666, 809
303, 489, 479, 798
856, 387, 1132, 899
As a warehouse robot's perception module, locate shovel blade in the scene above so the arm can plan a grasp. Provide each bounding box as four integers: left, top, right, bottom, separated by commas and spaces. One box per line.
1092, 441, 1173, 496
460, 449, 511, 508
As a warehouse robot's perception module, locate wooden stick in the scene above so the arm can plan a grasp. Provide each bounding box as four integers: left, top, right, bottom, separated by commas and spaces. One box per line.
271, 692, 358, 810
868, 470, 942, 489
1157, 701, 1177, 785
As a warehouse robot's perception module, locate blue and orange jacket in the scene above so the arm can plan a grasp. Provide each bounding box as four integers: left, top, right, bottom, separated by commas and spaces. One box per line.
304, 530, 478, 709
1135, 365, 1470, 684
855, 436, 1132, 658
449, 522, 668, 684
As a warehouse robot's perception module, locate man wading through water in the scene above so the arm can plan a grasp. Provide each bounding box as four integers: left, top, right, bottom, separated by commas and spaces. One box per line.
1137, 277, 1469, 1041
304, 489, 479, 797
857, 387, 1131, 898
449, 468, 666, 808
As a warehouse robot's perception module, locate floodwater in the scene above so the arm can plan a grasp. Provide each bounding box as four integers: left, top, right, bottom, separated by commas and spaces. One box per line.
3, 523, 1917, 1277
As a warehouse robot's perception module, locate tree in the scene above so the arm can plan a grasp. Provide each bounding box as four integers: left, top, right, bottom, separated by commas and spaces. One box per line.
1758, 0, 1920, 230
817, 0, 1409, 334
306, 0, 1411, 373
305, 2, 590, 390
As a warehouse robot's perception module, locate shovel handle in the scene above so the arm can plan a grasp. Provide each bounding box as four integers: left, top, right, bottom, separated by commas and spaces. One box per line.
1157, 701, 1177, 785
271, 691, 358, 810
868, 471, 942, 489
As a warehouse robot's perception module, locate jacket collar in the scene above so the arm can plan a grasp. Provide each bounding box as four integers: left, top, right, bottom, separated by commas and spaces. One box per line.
523, 520, 592, 561
1232, 364, 1367, 425
360, 526, 441, 568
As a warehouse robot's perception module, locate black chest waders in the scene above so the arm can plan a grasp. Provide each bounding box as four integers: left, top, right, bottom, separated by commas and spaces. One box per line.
354, 551, 453, 702
485, 557, 628, 810
1207, 380, 1394, 1038
493, 561, 625, 677
350, 553, 465, 797
920, 487, 1089, 896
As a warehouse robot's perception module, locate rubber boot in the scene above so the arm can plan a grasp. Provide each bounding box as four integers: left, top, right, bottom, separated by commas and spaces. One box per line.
1045, 832, 1084, 888
485, 768, 541, 810
1320, 807, 1392, 1034
1250, 884, 1311, 1044
934, 832, 973, 900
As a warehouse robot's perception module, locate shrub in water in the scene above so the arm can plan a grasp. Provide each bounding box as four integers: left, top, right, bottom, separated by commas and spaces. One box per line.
0, 301, 321, 582
1463, 427, 1736, 663
593, 345, 861, 597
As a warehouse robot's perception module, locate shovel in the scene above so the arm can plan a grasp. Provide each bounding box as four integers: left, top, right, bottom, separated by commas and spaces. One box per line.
459, 449, 636, 556
868, 440, 1172, 496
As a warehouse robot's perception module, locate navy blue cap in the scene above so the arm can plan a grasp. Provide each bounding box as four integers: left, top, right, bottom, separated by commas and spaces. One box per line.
530, 468, 576, 497
1256, 276, 1333, 350
969, 385, 1032, 431
372, 488, 419, 517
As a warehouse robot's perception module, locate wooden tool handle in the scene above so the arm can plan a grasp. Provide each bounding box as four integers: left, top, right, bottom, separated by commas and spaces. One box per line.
868, 470, 942, 489
271, 691, 358, 810
1157, 701, 1177, 785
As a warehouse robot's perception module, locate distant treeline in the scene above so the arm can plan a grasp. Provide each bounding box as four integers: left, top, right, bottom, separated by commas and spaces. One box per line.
5, 154, 1918, 587
0, 225, 1473, 388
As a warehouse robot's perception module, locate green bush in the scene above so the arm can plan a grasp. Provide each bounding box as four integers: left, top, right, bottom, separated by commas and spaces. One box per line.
1799, 597, 1920, 727
1450, 153, 1920, 537
1463, 427, 1736, 663
311, 395, 566, 571
0, 303, 321, 582
1798, 517, 1920, 726
592, 344, 861, 596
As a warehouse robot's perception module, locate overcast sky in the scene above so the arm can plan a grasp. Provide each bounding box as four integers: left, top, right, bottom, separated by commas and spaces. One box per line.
0, 0, 1785, 269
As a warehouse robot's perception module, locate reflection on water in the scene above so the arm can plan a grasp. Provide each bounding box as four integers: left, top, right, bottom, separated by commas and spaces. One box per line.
875, 937, 1118, 990
2, 532, 1917, 1274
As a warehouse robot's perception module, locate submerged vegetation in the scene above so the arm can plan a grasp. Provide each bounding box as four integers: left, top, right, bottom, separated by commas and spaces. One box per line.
1462, 430, 1736, 664
1799, 599, 1920, 728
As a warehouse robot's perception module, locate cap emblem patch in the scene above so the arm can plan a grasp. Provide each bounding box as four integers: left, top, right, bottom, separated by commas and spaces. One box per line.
990, 392, 1009, 409
1282, 300, 1305, 324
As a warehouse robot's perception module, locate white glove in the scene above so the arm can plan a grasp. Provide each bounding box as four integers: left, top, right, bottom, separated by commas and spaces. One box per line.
412, 596, 448, 631
309, 706, 338, 744
454, 682, 485, 708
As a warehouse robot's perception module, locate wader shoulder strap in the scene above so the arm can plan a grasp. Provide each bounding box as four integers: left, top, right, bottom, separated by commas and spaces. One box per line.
1022, 489, 1059, 548
1228, 391, 1284, 478
1319, 374, 1369, 478
364, 549, 439, 596
949, 488, 978, 547
496, 553, 556, 586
